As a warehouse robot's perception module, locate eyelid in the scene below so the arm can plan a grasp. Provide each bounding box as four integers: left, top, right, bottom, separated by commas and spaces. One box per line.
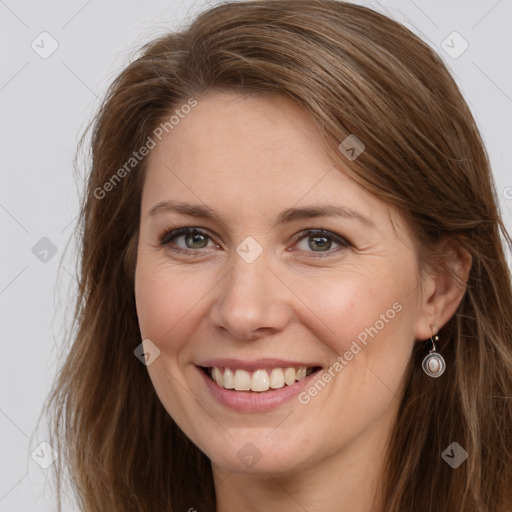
293, 228, 350, 244
159, 226, 218, 249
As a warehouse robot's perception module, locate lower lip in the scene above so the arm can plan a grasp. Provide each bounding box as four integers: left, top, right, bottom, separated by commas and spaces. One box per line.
197, 366, 321, 412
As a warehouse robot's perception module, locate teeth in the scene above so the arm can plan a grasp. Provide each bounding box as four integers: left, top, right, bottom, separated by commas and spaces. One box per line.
296, 367, 307, 380
269, 368, 285, 389
212, 367, 223, 386
223, 368, 234, 389
284, 367, 296, 386
208, 366, 314, 392
233, 369, 251, 391
251, 370, 270, 392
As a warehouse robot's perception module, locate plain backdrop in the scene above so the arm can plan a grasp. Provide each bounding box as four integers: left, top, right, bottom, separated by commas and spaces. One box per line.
1, 0, 511, 510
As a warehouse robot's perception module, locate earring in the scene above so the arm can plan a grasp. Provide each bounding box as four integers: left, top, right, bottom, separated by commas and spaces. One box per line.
421, 324, 446, 378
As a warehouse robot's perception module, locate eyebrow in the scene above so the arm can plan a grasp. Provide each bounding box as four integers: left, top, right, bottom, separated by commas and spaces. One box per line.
147, 200, 374, 227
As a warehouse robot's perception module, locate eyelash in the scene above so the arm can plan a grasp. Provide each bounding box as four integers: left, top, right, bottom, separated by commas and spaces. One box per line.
158, 226, 352, 258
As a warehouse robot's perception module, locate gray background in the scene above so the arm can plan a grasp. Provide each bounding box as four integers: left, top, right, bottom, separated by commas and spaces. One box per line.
1, 0, 511, 510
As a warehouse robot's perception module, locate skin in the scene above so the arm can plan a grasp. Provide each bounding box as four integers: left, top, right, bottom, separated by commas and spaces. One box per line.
134, 91, 468, 512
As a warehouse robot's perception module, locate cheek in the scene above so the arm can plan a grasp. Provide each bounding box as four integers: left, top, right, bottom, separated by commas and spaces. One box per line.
134, 260, 208, 431
294, 263, 417, 401
134, 260, 207, 351
296, 268, 409, 351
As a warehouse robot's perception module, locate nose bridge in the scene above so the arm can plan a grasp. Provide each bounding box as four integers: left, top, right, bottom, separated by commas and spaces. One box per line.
210, 243, 289, 339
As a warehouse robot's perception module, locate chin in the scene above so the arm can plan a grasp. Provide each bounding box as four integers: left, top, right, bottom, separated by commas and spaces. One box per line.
202, 431, 317, 476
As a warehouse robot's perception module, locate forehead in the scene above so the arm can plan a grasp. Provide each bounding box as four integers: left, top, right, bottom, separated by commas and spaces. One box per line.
148, 91, 332, 175
141, 91, 382, 226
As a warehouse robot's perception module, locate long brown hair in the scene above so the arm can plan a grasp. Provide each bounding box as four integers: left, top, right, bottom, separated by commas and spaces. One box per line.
45, 1, 512, 510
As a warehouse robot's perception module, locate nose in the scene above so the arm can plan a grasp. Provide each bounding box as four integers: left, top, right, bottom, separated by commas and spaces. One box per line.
209, 249, 292, 341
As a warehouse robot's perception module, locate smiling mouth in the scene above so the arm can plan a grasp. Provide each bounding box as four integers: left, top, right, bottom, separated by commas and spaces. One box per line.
199, 366, 322, 392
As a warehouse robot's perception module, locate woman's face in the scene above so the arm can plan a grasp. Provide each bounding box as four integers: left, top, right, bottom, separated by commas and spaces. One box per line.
134, 91, 430, 477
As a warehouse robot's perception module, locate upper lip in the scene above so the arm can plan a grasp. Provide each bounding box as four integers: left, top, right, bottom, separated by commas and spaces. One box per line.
196, 358, 323, 372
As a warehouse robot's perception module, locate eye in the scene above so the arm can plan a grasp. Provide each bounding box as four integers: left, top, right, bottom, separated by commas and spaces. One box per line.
292, 229, 351, 256
159, 227, 217, 253
158, 226, 351, 258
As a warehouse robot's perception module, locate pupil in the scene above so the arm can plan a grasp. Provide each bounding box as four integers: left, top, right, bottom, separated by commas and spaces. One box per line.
310, 236, 330, 251
187, 233, 207, 248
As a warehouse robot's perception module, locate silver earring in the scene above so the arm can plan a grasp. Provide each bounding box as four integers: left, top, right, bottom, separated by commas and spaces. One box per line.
422, 328, 446, 378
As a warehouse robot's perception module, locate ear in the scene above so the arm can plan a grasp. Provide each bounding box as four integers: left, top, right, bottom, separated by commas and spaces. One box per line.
414, 238, 472, 340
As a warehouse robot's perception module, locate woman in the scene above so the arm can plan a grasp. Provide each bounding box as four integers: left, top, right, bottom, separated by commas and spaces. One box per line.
45, 0, 512, 510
